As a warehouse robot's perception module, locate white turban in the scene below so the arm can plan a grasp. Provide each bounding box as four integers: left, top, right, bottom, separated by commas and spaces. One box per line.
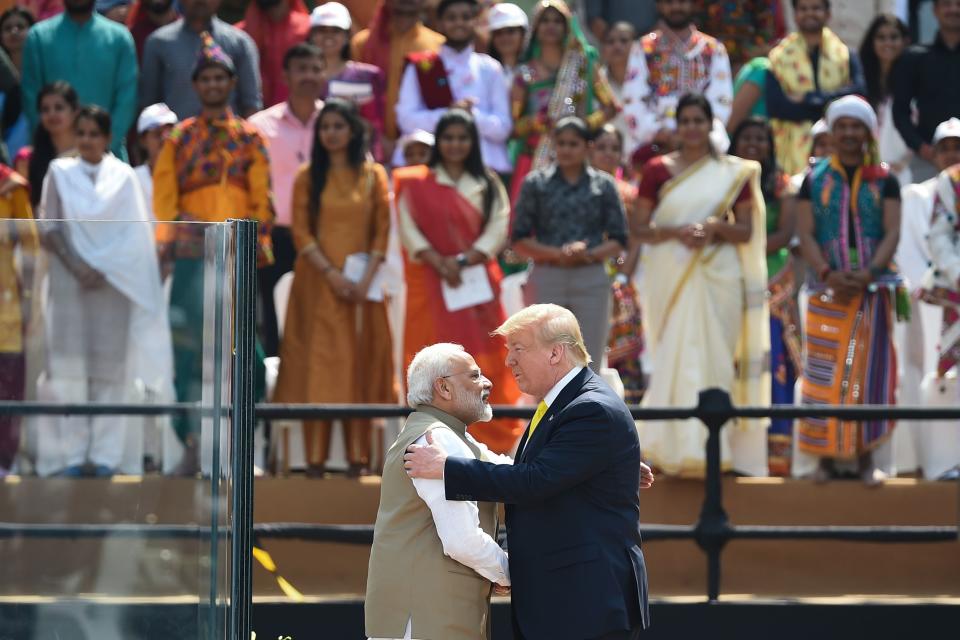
825, 95, 878, 138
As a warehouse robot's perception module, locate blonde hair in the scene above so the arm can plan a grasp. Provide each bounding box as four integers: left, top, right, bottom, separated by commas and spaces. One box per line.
492, 304, 591, 366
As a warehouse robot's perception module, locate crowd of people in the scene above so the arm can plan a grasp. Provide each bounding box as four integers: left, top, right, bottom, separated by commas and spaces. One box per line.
0, 0, 959, 484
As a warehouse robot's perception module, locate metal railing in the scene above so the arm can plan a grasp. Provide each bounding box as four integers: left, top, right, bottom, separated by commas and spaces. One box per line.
1, 394, 959, 605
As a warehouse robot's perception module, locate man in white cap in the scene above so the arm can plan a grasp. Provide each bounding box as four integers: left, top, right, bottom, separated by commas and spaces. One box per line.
894, 118, 960, 478
133, 102, 179, 220
248, 41, 324, 358
794, 94, 903, 485
914, 118, 960, 481
394, 0, 512, 172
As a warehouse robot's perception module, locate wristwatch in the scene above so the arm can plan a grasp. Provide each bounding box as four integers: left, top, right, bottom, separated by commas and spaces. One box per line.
456, 253, 469, 268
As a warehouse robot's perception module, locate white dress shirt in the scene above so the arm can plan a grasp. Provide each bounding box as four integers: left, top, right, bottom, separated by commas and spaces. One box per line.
369, 426, 512, 640
394, 44, 513, 172
517, 366, 585, 457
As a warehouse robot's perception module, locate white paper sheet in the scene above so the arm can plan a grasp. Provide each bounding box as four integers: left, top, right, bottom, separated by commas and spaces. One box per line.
441, 264, 494, 312
342, 252, 385, 302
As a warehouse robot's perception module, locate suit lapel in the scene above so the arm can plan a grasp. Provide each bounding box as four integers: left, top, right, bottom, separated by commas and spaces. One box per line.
519, 368, 593, 462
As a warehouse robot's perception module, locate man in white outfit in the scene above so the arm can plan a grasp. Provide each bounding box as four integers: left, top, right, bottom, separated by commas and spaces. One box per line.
393, 0, 512, 172
365, 343, 511, 640
894, 118, 960, 480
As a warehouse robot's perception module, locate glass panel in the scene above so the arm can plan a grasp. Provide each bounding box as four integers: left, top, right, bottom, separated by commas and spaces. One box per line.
0, 219, 239, 639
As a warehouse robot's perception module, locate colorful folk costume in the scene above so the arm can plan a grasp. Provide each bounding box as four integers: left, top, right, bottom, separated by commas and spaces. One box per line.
766, 170, 802, 476
152, 34, 274, 464
607, 177, 645, 404
918, 163, 960, 478
508, 0, 618, 203
0, 169, 36, 473
273, 162, 396, 470
797, 154, 905, 462
637, 155, 770, 477
767, 28, 851, 176
621, 24, 733, 158
395, 164, 522, 453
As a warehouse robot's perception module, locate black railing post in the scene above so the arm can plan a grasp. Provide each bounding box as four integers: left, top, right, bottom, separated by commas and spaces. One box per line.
230, 220, 257, 640
694, 388, 734, 603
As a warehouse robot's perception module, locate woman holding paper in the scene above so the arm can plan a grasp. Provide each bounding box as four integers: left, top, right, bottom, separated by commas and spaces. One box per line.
394, 108, 522, 454
274, 98, 396, 478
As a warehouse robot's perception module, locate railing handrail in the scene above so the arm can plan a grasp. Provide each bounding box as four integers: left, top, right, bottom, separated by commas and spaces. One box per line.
2, 401, 960, 422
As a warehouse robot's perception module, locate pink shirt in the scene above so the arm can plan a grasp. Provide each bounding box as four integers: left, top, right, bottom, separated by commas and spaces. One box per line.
248, 100, 322, 227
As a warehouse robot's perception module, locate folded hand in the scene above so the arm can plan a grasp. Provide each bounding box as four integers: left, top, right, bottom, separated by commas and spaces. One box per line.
493, 584, 511, 597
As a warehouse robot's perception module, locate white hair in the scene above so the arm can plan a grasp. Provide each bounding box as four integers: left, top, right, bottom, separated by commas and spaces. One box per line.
406, 343, 466, 407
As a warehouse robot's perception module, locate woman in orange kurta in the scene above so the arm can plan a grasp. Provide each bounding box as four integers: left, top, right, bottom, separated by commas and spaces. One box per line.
274, 98, 395, 477
395, 108, 522, 454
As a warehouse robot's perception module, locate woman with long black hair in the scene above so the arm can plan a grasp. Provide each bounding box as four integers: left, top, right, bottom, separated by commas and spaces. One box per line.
16, 81, 78, 207
859, 13, 911, 183
273, 98, 395, 477
394, 107, 521, 453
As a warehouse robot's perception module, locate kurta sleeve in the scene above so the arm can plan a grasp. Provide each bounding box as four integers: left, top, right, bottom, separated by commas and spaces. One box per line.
38, 171, 62, 220
706, 43, 734, 127
139, 35, 163, 111
369, 163, 391, 256
621, 42, 659, 155
397, 188, 432, 260
472, 175, 510, 258
395, 63, 445, 138
929, 177, 960, 285
247, 136, 274, 226
111, 30, 139, 158
289, 167, 315, 253
20, 30, 42, 137
236, 32, 263, 115
472, 59, 512, 144
152, 138, 180, 222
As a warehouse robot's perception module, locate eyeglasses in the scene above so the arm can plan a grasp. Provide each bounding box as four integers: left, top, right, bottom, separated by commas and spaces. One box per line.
440, 370, 484, 381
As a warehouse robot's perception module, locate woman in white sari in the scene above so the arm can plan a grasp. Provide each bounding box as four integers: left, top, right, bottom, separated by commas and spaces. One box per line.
635, 93, 770, 478
36, 106, 173, 476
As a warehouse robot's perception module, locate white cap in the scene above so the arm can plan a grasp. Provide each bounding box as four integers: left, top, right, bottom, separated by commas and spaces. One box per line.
310, 2, 351, 30
137, 103, 178, 134
825, 95, 878, 139
488, 3, 529, 32
400, 129, 435, 153
933, 118, 960, 145
810, 118, 830, 138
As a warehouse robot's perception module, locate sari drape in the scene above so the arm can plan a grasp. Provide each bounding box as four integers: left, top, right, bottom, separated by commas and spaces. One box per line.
638, 155, 770, 477
395, 166, 522, 453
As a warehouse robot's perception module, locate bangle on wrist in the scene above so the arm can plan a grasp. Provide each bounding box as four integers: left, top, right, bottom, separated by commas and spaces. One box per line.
456, 252, 469, 268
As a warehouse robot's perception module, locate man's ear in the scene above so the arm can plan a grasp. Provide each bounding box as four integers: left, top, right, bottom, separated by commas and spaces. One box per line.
550, 343, 565, 365
434, 377, 452, 401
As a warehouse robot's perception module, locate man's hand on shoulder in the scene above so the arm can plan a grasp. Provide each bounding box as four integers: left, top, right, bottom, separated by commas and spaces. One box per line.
404, 430, 449, 480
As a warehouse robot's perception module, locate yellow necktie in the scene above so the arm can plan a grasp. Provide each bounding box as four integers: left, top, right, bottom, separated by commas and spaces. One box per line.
527, 401, 548, 440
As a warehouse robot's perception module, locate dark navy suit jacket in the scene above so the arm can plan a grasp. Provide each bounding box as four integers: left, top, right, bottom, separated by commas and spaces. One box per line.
445, 367, 650, 639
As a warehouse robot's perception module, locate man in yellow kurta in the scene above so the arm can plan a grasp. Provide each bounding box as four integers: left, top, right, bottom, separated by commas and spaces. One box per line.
351, 0, 445, 160
767, 0, 866, 175
153, 32, 274, 475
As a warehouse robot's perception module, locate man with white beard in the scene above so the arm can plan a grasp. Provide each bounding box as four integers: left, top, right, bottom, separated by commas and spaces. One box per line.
365, 343, 511, 640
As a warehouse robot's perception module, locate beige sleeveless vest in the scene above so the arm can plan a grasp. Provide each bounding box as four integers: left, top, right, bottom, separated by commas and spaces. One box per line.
365, 406, 498, 640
